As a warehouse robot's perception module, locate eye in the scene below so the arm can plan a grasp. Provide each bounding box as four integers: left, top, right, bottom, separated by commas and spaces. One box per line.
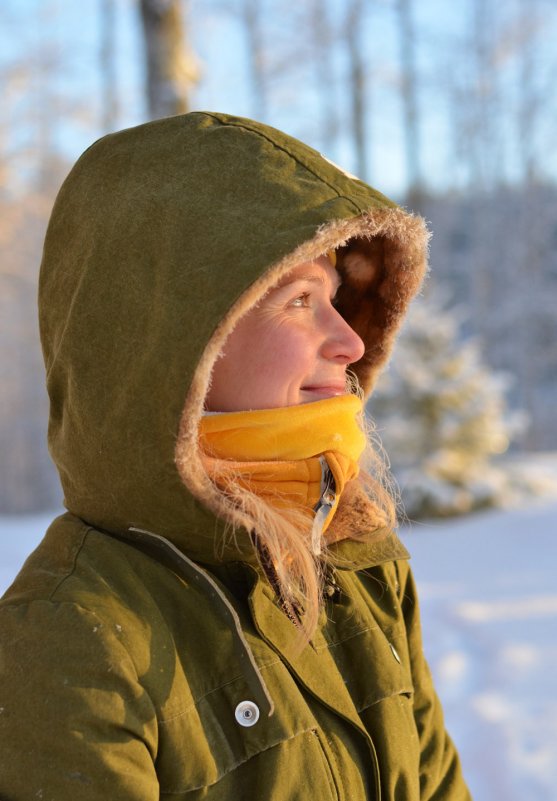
290, 292, 311, 308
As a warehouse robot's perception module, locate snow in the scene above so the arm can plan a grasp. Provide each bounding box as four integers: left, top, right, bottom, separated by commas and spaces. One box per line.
0, 512, 56, 595
401, 498, 557, 801
1, 500, 557, 800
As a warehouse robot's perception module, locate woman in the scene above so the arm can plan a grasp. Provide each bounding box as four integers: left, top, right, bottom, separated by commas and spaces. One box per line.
0, 112, 471, 800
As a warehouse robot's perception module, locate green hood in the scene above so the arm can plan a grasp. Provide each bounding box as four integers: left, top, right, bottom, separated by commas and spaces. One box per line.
39, 111, 427, 562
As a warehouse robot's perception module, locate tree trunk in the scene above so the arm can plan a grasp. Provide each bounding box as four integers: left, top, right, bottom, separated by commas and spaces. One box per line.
396, 0, 423, 207
309, 0, 337, 155
139, 0, 198, 119
345, 0, 368, 181
100, 0, 118, 131
242, 0, 267, 120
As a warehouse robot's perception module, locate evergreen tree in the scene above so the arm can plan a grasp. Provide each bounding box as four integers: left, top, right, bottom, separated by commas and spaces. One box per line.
368, 291, 524, 519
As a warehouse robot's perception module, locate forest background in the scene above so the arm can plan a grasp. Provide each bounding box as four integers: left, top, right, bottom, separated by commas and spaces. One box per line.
1, 0, 556, 515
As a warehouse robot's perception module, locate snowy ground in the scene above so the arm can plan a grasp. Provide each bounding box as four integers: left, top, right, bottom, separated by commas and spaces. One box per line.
402, 499, 557, 801
1, 500, 556, 800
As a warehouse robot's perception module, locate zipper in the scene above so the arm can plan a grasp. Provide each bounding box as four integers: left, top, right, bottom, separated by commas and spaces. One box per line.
254, 457, 337, 625
251, 529, 304, 629
311, 456, 337, 555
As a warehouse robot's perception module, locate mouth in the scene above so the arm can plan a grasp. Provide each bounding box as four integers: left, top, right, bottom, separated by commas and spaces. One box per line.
301, 384, 347, 399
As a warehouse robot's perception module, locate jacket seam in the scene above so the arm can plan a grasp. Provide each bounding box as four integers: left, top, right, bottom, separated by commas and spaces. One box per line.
313, 729, 342, 801
357, 686, 415, 713
158, 725, 315, 795
0, 597, 143, 683
317, 625, 379, 651
157, 658, 282, 725
46, 521, 95, 602
202, 113, 363, 216
0, 592, 160, 717
1, 521, 96, 606
0, 593, 282, 732
395, 559, 416, 610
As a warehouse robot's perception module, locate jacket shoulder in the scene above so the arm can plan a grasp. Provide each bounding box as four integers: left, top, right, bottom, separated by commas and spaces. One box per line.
0, 579, 160, 799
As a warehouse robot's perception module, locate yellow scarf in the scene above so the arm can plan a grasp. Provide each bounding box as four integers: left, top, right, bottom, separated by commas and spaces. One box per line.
198, 394, 366, 542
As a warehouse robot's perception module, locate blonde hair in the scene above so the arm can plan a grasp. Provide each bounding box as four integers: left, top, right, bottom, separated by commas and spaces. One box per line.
175, 213, 427, 644
202, 373, 398, 645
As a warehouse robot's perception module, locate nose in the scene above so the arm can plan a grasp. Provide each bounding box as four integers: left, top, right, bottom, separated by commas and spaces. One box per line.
322, 308, 365, 365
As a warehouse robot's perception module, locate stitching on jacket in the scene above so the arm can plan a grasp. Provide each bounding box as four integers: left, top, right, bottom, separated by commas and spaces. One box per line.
157, 658, 282, 725
158, 726, 316, 795
0, 597, 145, 687
317, 625, 379, 651
357, 686, 414, 712
313, 729, 341, 801
202, 113, 364, 217
44, 520, 94, 602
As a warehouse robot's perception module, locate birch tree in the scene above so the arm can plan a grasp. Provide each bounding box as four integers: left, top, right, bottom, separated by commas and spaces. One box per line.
345, 0, 369, 180
139, 0, 199, 119
395, 0, 423, 205
100, 0, 118, 132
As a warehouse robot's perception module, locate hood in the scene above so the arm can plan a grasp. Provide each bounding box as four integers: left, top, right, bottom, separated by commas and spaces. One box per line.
39, 112, 428, 564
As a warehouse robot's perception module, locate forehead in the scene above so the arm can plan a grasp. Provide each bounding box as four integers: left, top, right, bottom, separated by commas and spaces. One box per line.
275, 257, 341, 290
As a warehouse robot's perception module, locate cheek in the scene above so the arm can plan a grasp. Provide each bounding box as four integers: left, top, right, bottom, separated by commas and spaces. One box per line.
261, 324, 316, 381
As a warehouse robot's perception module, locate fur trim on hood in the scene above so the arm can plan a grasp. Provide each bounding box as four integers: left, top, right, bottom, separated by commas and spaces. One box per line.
39, 111, 428, 565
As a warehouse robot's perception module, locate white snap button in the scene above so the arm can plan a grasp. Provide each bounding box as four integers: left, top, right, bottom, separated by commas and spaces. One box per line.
235, 700, 260, 727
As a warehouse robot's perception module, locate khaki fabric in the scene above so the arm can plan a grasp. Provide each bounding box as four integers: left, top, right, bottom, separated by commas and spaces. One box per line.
0, 514, 470, 799
0, 112, 470, 799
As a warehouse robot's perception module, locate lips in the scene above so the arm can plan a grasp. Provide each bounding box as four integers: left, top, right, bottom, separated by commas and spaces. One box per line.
301, 383, 347, 397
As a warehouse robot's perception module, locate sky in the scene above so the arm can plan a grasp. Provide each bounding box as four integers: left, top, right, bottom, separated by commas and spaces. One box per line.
3, 0, 556, 200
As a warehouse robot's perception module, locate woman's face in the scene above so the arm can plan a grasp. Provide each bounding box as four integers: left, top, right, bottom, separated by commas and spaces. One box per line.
205, 256, 365, 411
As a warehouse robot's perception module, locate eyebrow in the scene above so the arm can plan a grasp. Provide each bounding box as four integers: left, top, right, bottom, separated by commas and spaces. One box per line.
277, 272, 342, 293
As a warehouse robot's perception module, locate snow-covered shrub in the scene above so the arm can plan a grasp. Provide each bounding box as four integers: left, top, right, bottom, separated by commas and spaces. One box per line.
368, 290, 526, 519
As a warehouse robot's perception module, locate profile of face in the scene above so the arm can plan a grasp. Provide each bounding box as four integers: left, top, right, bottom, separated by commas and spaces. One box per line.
205, 256, 365, 411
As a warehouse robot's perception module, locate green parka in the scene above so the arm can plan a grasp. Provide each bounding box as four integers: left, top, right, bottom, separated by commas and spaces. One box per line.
0, 112, 471, 800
